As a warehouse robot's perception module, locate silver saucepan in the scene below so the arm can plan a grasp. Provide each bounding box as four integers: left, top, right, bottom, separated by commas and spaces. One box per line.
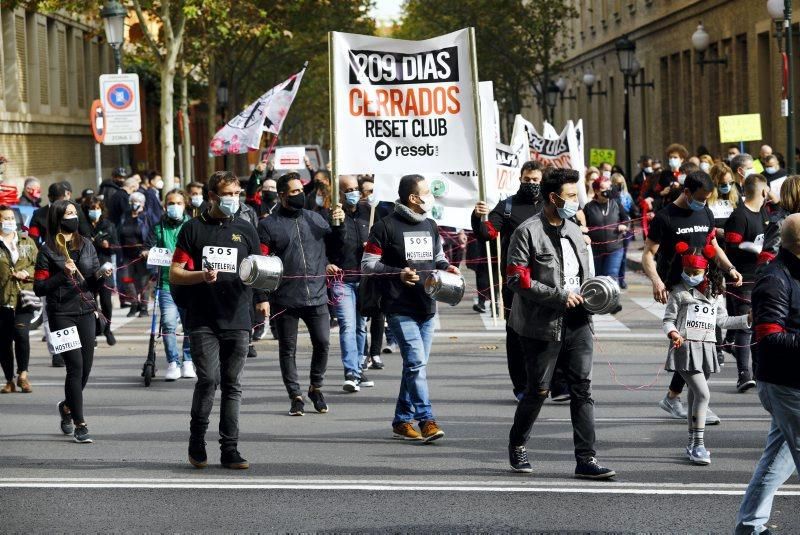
239, 255, 283, 292
424, 270, 465, 306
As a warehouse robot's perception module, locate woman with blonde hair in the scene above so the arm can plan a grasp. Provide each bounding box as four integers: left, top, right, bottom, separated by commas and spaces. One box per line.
759, 175, 800, 265
707, 162, 740, 241
699, 154, 714, 174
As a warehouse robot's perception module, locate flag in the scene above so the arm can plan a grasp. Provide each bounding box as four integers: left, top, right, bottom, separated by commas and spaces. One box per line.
209, 66, 306, 157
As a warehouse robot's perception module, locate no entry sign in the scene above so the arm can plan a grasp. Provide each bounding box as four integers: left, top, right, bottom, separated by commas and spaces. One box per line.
99, 73, 142, 145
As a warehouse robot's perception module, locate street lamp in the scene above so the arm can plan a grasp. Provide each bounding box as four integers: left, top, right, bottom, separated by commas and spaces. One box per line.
101, 0, 126, 75
768, 0, 796, 174
217, 81, 229, 169
556, 77, 577, 103
546, 81, 560, 123
615, 35, 636, 180
582, 70, 607, 101
691, 22, 728, 73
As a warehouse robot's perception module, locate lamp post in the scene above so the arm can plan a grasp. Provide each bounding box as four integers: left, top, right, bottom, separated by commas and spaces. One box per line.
582, 70, 608, 101
101, 0, 127, 170
768, 0, 796, 174
691, 22, 728, 73
217, 81, 229, 170
615, 35, 636, 180
545, 81, 560, 124
556, 77, 577, 103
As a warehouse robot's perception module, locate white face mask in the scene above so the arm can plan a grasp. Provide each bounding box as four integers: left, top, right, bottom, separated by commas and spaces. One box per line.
644, 166, 653, 174
418, 193, 435, 213
678, 174, 686, 185
153, 179, 164, 190
190, 195, 203, 207
1, 220, 16, 234
669, 157, 681, 170
602, 170, 611, 179
743, 168, 755, 179
700, 162, 711, 172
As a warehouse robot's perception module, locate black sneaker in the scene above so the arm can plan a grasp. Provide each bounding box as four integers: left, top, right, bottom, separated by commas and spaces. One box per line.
73, 424, 93, 443
105, 327, 117, 346
127, 306, 138, 318
51, 353, 65, 367
716, 351, 725, 367
188, 440, 208, 468
138, 306, 149, 318
57, 401, 73, 435
369, 355, 385, 370
509, 445, 533, 473
737, 370, 756, 392
247, 345, 257, 359
289, 396, 305, 416
221, 448, 249, 469
575, 457, 616, 479
473, 302, 486, 314
308, 387, 328, 413
252, 324, 265, 341
357, 373, 374, 388
343, 373, 360, 393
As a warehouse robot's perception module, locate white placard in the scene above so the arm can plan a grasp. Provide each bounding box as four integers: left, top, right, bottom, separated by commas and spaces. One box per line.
202, 246, 238, 273
331, 29, 478, 175
709, 200, 733, 220
49, 326, 82, 353
561, 238, 581, 292
685, 302, 717, 342
99, 73, 142, 146
403, 232, 434, 261
274, 146, 306, 169
147, 247, 174, 267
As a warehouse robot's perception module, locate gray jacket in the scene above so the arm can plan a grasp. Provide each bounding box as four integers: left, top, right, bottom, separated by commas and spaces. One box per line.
506, 211, 593, 341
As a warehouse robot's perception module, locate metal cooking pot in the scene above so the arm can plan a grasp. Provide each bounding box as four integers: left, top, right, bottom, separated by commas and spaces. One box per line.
239, 255, 283, 292
424, 270, 465, 306
580, 276, 620, 315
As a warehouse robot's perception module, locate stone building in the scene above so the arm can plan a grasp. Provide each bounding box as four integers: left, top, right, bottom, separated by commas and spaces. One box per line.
524, 0, 799, 171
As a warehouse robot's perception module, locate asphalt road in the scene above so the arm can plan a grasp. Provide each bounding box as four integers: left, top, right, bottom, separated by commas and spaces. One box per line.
1, 271, 798, 533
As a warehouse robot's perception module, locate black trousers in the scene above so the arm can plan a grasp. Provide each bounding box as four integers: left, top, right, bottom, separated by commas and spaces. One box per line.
274, 304, 330, 399
368, 313, 385, 357
48, 312, 95, 424
95, 284, 113, 327
0, 306, 33, 381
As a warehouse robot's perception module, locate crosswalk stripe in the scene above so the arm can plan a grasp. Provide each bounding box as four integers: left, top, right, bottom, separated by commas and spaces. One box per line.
630, 297, 666, 320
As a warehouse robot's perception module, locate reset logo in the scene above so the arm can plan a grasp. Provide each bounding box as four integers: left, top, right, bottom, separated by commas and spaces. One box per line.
375, 140, 391, 161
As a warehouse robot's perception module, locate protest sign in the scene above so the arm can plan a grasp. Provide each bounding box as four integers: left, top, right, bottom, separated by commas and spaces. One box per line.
589, 148, 616, 168
330, 29, 480, 175
274, 146, 306, 169
718, 113, 762, 143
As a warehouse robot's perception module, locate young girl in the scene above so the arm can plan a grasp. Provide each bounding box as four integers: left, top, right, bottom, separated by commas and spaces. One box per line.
662, 242, 750, 465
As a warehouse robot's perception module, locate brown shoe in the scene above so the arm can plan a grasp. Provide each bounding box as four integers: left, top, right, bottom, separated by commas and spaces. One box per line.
0, 381, 16, 394
17, 377, 32, 393
419, 420, 445, 443
392, 422, 423, 441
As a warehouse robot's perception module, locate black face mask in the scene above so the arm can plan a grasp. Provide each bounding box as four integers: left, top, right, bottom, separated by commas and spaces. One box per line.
262, 191, 278, 204
286, 192, 305, 210
518, 182, 541, 201
601, 190, 619, 200
60, 217, 79, 233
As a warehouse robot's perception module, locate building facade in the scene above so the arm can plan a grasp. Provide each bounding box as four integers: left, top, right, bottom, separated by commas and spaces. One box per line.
0, 6, 121, 195
522, 0, 799, 171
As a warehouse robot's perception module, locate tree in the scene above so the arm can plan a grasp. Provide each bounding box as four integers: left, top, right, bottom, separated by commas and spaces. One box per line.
396, 0, 578, 139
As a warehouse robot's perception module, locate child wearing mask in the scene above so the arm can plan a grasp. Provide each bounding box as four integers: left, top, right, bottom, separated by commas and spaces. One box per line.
662, 242, 750, 465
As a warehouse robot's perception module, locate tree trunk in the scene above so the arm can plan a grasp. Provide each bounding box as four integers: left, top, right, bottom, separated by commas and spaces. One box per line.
207, 56, 218, 178
180, 63, 192, 185
160, 62, 177, 193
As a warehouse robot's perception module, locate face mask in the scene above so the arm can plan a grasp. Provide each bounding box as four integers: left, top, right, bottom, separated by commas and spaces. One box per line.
88, 209, 102, 221
60, 216, 79, 233
555, 195, 579, 219
2, 221, 16, 233
669, 158, 681, 170
677, 174, 686, 185
217, 196, 239, 217
765, 167, 777, 175
418, 193, 435, 213
315, 195, 325, 207
153, 179, 164, 190
644, 166, 653, 174
131, 203, 141, 212
190, 195, 203, 207
367, 193, 376, 205
287, 192, 306, 210
700, 162, 711, 172
166, 205, 184, 220
262, 191, 278, 204
602, 170, 611, 179
30, 189, 41, 200
743, 168, 755, 179
681, 271, 705, 287
344, 191, 362, 206
518, 182, 541, 200
688, 196, 706, 211
718, 184, 732, 195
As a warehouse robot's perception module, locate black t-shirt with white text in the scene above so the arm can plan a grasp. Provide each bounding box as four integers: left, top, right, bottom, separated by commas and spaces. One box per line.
648, 203, 715, 288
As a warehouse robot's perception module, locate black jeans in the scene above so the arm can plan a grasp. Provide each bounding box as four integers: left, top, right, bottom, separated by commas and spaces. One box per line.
729, 285, 753, 374
509, 320, 596, 461
188, 327, 249, 449
503, 288, 526, 396
368, 313, 385, 357
0, 306, 33, 381
49, 312, 95, 424
95, 284, 113, 327
274, 304, 330, 399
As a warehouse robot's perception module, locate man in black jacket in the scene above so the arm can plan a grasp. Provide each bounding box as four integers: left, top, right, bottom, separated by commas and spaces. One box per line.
326, 175, 373, 393
98, 167, 127, 203
258, 172, 344, 416
471, 160, 544, 401
735, 213, 800, 534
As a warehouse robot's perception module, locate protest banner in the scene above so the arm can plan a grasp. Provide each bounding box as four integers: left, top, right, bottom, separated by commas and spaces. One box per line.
329, 29, 480, 176
209, 65, 306, 157
589, 148, 616, 168
274, 146, 306, 169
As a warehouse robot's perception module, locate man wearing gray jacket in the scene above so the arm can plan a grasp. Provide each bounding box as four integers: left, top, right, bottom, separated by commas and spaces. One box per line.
505, 168, 615, 479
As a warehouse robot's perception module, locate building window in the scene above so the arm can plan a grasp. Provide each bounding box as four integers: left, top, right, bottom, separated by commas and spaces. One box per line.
75, 34, 85, 108
58, 28, 68, 108
14, 13, 27, 103
37, 20, 49, 106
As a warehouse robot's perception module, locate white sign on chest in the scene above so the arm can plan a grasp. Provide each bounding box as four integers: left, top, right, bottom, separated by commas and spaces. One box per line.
147, 247, 173, 267
202, 246, 238, 273
49, 326, 82, 353
685, 302, 717, 342
403, 233, 434, 261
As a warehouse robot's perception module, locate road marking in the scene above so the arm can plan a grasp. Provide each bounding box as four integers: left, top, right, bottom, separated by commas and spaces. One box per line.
479, 313, 630, 333
30, 313, 140, 337
0, 478, 796, 495
631, 297, 666, 320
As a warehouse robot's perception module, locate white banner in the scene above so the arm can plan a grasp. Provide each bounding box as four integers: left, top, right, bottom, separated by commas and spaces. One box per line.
274, 146, 306, 169
209, 67, 306, 156
331, 29, 479, 175
494, 142, 524, 200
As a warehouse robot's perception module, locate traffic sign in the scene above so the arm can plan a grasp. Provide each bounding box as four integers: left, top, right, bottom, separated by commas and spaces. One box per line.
90, 99, 105, 143
99, 73, 142, 145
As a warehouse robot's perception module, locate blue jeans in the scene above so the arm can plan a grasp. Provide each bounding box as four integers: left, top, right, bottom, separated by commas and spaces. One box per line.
159, 290, 191, 364
735, 382, 800, 534
387, 314, 435, 425
593, 248, 625, 282
332, 281, 367, 378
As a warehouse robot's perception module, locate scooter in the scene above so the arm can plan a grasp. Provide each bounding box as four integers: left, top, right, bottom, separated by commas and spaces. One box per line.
142, 269, 161, 387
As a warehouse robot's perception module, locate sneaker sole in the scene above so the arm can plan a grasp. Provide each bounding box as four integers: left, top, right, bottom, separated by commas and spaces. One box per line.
705, 417, 721, 425
73, 436, 93, 444
57, 402, 73, 435
368, 365, 385, 370
359, 381, 375, 388
288, 411, 304, 416
510, 466, 533, 474
343, 382, 360, 393
575, 470, 616, 480
737, 381, 756, 392
313, 406, 329, 414
221, 462, 249, 470
658, 400, 686, 419
422, 431, 445, 444
392, 433, 423, 441
551, 395, 570, 402
689, 456, 711, 465
189, 456, 208, 469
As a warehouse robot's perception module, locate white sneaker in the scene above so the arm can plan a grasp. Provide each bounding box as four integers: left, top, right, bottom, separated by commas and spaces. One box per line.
181, 361, 197, 379
164, 362, 181, 381
382, 342, 399, 354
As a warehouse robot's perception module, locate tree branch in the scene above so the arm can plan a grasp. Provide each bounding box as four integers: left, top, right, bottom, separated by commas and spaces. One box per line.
131, 0, 163, 62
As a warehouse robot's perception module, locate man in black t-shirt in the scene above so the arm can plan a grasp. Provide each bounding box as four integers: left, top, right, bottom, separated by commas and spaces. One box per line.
170, 171, 269, 471
643, 171, 743, 422
724, 173, 770, 392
